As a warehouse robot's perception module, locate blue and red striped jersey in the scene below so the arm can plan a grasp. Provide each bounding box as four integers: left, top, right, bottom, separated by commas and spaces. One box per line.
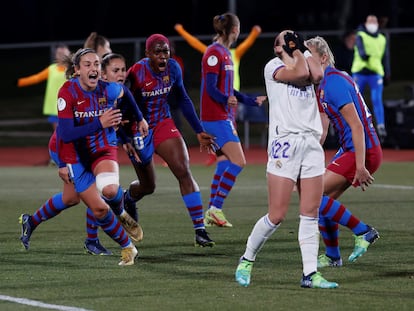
317, 66, 380, 151
200, 42, 235, 121
57, 78, 122, 165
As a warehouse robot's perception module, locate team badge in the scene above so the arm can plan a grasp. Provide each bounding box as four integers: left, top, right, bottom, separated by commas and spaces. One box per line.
163, 75, 170, 84
99, 97, 107, 107
275, 160, 282, 169
57, 97, 66, 111
207, 55, 218, 66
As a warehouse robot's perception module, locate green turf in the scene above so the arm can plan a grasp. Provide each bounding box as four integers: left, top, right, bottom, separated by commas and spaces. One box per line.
0, 162, 413, 311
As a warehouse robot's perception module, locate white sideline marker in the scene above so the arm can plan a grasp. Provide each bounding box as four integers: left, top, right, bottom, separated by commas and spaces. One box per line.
0, 295, 93, 311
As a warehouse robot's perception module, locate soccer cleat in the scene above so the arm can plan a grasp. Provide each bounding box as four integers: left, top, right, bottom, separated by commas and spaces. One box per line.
118, 244, 138, 266
348, 226, 379, 262
19, 214, 34, 250
317, 254, 343, 268
123, 190, 138, 222
195, 229, 215, 247
204, 206, 233, 228
235, 258, 254, 287
84, 239, 112, 256
301, 271, 338, 289
118, 211, 144, 242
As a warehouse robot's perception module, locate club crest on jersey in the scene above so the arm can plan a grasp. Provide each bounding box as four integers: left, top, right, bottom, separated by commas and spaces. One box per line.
99, 97, 107, 107
275, 160, 282, 169
162, 75, 170, 84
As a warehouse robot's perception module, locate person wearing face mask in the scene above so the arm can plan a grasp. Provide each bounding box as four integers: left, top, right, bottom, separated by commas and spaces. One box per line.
351, 14, 391, 143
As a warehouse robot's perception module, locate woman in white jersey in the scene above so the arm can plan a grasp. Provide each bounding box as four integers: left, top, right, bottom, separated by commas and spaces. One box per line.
235, 30, 338, 289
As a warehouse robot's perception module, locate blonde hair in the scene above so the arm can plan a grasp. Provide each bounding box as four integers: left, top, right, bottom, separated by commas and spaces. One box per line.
305, 36, 336, 67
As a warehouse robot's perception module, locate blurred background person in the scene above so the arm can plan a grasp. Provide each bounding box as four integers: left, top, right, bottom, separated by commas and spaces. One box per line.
84, 32, 112, 59
334, 29, 356, 74
17, 43, 70, 133
351, 14, 391, 143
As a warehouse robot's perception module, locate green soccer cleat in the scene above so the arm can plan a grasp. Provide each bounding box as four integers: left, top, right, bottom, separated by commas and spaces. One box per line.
301, 271, 338, 289
204, 206, 233, 227
317, 254, 343, 268
235, 258, 254, 287
348, 226, 379, 262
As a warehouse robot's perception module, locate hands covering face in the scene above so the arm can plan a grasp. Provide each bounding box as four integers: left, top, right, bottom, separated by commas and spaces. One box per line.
283, 32, 308, 56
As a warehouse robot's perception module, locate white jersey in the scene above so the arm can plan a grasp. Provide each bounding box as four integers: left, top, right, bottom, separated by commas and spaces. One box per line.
264, 57, 322, 139
264, 56, 325, 180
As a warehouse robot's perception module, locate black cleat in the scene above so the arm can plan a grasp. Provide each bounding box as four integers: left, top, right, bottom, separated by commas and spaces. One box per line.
84, 239, 112, 255
19, 214, 34, 250
195, 229, 215, 247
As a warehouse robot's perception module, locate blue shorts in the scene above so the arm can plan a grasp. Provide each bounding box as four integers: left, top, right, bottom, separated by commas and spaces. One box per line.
130, 118, 182, 166
49, 149, 58, 165
67, 162, 95, 193
130, 129, 155, 166
201, 120, 240, 149
47, 115, 58, 124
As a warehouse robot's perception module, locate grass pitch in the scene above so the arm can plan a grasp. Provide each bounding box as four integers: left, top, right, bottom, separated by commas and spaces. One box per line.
0, 162, 413, 311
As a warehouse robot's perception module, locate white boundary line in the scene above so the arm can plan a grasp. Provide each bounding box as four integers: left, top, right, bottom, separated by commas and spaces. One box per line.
372, 184, 414, 190
0, 295, 93, 311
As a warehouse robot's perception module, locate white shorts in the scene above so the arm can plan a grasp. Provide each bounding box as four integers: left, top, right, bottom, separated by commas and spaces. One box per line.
266, 133, 325, 181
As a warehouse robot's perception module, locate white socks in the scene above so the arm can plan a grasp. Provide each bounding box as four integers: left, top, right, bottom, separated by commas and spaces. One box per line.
298, 215, 319, 276
243, 214, 279, 261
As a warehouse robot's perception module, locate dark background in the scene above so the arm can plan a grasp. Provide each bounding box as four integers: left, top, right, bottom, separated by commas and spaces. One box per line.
1, 0, 413, 44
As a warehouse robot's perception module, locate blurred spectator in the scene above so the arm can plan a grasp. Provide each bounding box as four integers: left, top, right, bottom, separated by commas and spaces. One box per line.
351, 14, 391, 142
17, 44, 70, 133
83, 32, 112, 59
334, 29, 356, 74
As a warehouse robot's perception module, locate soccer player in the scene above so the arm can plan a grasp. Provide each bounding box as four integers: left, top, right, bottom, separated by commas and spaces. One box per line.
122, 34, 216, 247
19, 129, 113, 256
19, 51, 146, 259
100, 52, 143, 221
199, 13, 266, 228
306, 36, 381, 267
57, 48, 148, 265
175, 21, 262, 166
235, 30, 338, 288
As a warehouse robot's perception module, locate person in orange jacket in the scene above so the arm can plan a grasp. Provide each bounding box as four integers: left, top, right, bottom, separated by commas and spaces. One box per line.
17, 44, 71, 132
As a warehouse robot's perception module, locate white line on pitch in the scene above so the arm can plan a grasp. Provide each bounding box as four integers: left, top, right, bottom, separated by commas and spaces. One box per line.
0, 295, 93, 311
